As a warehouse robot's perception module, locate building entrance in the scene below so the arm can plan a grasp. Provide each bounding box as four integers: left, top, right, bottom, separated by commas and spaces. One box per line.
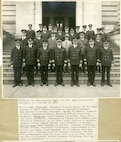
42, 2, 76, 29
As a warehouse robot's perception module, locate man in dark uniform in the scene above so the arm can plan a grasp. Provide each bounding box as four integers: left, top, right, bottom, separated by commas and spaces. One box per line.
53, 38, 66, 86
78, 32, 88, 73
23, 38, 37, 86
100, 40, 114, 87
68, 38, 82, 87
82, 25, 87, 39
95, 34, 102, 73
37, 40, 50, 86
20, 29, 28, 75
48, 24, 53, 38
84, 38, 100, 86
48, 32, 57, 72
26, 24, 35, 39
75, 26, 80, 39
100, 27, 109, 42
56, 28, 64, 41
10, 37, 23, 87
38, 24, 43, 32
69, 28, 75, 42
34, 30, 43, 74
86, 24, 95, 40
41, 25, 49, 41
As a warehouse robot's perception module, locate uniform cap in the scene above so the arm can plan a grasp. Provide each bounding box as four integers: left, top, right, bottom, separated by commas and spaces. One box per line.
82, 25, 87, 28
88, 24, 92, 27
89, 38, 94, 41
103, 40, 109, 43
76, 26, 80, 29
27, 37, 33, 41
21, 29, 27, 33
97, 28, 100, 31
28, 24, 32, 26
73, 37, 78, 42
39, 24, 42, 27
15, 37, 21, 42
42, 40, 48, 43
57, 38, 62, 42
80, 32, 85, 35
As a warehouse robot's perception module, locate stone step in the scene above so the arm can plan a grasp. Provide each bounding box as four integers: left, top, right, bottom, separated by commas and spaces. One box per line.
3, 66, 120, 72
3, 76, 120, 84
3, 72, 120, 77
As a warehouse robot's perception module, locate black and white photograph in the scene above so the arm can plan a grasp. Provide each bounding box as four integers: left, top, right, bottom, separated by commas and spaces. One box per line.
2, 0, 120, 98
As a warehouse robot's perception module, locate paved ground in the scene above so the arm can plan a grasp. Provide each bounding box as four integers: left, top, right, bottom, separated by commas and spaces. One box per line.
3, 84, 120, 98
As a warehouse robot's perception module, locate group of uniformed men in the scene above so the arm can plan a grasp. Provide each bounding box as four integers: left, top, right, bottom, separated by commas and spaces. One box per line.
10, 23, 114, 87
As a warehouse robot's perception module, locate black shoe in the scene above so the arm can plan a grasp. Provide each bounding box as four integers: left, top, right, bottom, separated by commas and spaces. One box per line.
108, 83, 113, 87
25, 83, 30, 87
87, 82, 90, 86
13, 84, 17, 87
92, 83, 96, 87
61, 82, 65, 86
18, 82, 23, 86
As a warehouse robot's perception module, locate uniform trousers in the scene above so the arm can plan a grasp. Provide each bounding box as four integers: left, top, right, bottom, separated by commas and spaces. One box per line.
26, 65, 35, 84
87, 65, 96, 84
71, 65, 79, 83
82, 55, 85, 72
101, 66, 111, 84
13, 67, 22, 84
41, 65, 48, 83
55, 65, 63, 83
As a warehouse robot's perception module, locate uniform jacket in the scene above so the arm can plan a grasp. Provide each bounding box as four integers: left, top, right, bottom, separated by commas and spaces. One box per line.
11, 46, 23, 67
21, 37, 28, 48
56, 34, 64, 41
68, 45, 82, 65
34, 38, 42, 49
86, 30, 95, 40
24, 45, 37, 65
75, 32, 80, 39
54, 46, 66, 65
62, 40, 72, 52
78, 39, 88, 55
48, 38, 57, 49
37, 47, 50, 66
26, 30, 35, 39
41, 32, 49, 41
84, 45, 99, 66
100, 47, 114, 66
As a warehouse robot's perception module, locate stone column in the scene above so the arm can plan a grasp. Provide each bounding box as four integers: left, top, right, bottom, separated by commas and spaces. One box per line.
76, 0, 83, 29
34, 1, 42, 31
16, 1, 34, 36
83, 1, 102, 32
